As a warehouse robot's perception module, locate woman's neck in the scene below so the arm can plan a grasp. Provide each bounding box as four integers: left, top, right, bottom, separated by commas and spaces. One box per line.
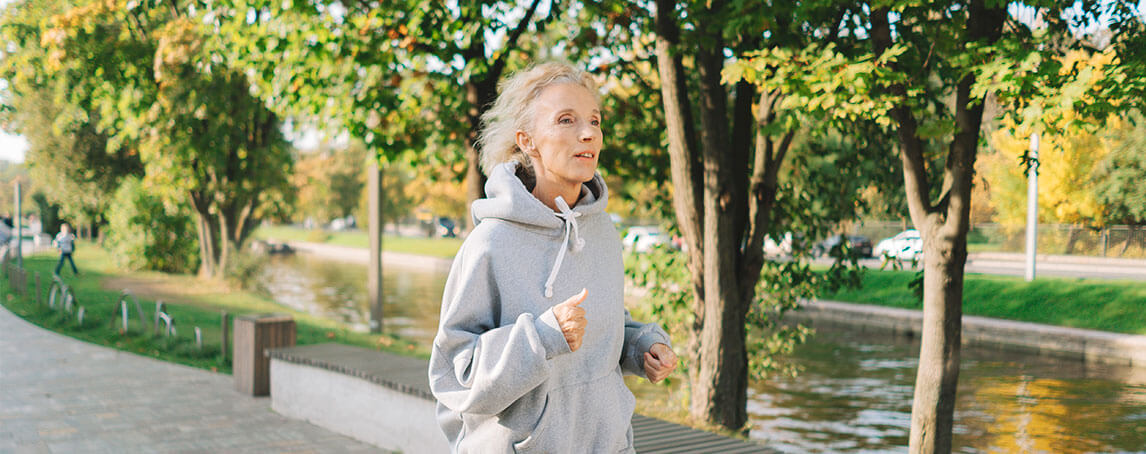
531, 177, 582, 212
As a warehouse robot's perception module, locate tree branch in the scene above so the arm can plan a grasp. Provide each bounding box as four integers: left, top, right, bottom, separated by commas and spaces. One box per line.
488, 0, 544, 81
730, 79, 755, 254
941, 0, 1006, 227
871, 7, 933, 226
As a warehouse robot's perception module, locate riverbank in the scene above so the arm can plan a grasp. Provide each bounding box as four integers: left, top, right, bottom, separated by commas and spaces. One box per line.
286, 241, 452, 272
286, 239, 1146, 367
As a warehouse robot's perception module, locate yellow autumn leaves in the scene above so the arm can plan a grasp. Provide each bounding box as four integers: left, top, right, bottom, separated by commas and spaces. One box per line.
983, 50, 1129, 229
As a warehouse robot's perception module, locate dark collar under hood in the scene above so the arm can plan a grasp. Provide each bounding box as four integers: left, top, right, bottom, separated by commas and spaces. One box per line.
471, 161, 609, 230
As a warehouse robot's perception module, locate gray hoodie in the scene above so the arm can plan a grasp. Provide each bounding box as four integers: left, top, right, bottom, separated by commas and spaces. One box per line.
429, 161, 672, 454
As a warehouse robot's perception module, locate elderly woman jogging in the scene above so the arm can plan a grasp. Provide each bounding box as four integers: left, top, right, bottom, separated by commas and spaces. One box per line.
428, 61, 678, 453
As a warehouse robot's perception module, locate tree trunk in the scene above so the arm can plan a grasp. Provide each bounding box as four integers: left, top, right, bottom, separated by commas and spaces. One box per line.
462, 75, 500, 232
911, 221, 967, 453
218, 209, 234, 279
654, 0, 759, 431
869, 2, 1005, 451
1065, 225, 1080, 255
653, 14, 708, 406
1120, 225, 1136, 256
190, 194, 217, 279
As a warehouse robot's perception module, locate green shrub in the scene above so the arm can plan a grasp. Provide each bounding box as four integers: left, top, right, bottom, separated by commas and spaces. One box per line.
225, 250, 268, 294
104, 177, 200, 273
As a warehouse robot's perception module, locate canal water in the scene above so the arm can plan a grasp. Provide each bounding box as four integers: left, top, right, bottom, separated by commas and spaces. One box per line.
261, 253, 1146, 453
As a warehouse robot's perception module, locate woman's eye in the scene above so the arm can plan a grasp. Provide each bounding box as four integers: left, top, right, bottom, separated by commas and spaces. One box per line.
591, 119, 600, 126
559, 117, 573, 124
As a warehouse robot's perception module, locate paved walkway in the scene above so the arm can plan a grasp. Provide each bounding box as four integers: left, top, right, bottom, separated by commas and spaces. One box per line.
0, 306, 386, 453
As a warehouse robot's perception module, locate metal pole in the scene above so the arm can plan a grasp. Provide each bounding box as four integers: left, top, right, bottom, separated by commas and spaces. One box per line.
14, 181, 22, 267
1025, 133, 1039, 282
367, 160, 384, 333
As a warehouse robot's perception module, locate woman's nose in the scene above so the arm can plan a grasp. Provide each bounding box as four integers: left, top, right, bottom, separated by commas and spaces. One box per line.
580, 127, 595, 142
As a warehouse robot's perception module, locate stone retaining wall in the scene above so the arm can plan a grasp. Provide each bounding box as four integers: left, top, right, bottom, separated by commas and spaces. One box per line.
794, 300, 1146, 367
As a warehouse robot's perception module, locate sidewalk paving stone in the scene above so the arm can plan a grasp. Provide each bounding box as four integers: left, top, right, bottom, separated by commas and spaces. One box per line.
0, 305, 389, 453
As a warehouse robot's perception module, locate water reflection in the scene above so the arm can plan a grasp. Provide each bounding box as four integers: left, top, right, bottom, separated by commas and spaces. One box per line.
739, 328, 1146, 453
259, 253, 1146, 452
260, 253, 446, 344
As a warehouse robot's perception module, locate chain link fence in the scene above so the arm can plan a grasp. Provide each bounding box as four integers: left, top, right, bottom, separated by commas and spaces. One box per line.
850, 221, 1146, 259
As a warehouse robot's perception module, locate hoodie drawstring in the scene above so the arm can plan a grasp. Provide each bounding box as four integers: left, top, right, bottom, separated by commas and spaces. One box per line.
544, 196, 585, 298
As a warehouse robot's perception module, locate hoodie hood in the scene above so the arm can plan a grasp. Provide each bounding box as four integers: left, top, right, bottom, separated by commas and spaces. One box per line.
471, 161, 608, 231
472, 161, 610, 298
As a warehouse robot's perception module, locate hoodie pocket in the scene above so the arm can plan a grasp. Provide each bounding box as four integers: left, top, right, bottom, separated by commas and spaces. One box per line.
514, 372, 636, 453
512, 393, 551, 454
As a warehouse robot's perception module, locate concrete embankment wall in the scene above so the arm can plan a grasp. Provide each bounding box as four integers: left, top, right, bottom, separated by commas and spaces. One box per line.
793, 300, 1146, 368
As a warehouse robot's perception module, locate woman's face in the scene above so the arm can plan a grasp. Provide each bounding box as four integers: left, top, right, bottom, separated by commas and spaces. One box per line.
521, 82, 603, 188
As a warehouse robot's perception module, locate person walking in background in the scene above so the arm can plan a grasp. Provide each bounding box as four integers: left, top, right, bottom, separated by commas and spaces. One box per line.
428, 61, 678, 453
53, 223, 79, 277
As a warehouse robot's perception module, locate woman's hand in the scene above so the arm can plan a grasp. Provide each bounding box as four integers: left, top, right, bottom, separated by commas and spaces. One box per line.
643, 343, 677, 383
553, 289, 588, 352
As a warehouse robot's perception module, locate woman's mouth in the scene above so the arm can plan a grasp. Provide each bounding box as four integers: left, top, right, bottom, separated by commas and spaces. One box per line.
575, 152, 596, 159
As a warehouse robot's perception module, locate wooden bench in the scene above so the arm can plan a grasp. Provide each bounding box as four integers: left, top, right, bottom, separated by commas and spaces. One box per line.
267, 343, 771, 453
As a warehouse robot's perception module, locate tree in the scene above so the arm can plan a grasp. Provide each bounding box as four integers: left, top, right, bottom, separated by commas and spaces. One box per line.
36, 0, 293, 278
1093, 111, 1146, 254
209, 0, 564, 225
856, 2, 1143, 451
0, 0, 144, 231
646, 1, 897, 430
292, 143, 368, 224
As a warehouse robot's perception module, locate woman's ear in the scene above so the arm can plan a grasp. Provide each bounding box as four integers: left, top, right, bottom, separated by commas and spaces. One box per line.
516, 131, 537, 156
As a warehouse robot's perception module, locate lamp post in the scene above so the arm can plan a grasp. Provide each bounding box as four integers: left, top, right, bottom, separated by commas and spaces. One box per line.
1025, 133, 1039, 282
367, 160, 384, 333
14, 181, 22, 267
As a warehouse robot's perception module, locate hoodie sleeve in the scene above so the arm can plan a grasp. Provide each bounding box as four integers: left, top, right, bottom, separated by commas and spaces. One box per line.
429, 244, 572, 416
619, 308, 673, 378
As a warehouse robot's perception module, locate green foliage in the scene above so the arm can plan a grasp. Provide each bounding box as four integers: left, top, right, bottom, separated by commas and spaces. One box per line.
623, 246, 696, 380
207, 0, 558, 176
0, 0, 144, 226
625, 242, 866, 380
291, 144, 368, 224
1093, 112, 1146, 226
104, 177, 198, 273
224, 251, 269, 295
725, 43, 905, 130
9, 0, 297, 277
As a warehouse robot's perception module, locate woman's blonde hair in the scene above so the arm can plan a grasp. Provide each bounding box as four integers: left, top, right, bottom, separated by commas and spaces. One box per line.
477, 61, 600, 177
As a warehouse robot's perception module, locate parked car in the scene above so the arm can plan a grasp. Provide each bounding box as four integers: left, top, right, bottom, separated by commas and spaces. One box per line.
328, 216, 356, 231
763, 232, 805, 257
812, 234, 873, 258
622, 226, 669, 253
874, 229, 923, 261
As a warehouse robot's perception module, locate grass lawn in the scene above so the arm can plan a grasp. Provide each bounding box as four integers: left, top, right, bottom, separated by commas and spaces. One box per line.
0, 243, 425, 374
253, 225, 463, 258
822, 268, 1146, 335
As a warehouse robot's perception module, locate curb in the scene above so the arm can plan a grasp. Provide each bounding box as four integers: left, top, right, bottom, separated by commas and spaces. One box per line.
284, 241, 454, 272
969, 252, 1146, 267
